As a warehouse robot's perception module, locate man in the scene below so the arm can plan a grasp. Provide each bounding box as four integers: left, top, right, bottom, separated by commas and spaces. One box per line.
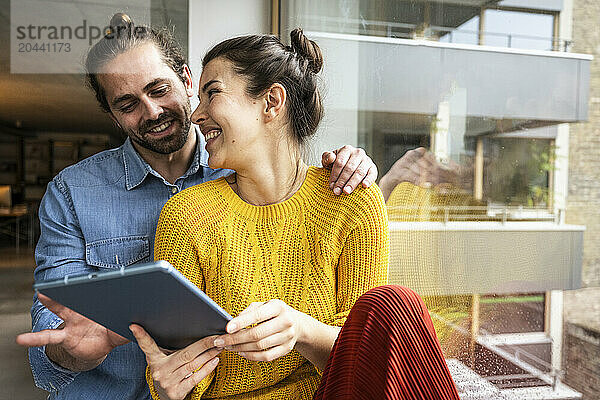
16, 15, 378, 399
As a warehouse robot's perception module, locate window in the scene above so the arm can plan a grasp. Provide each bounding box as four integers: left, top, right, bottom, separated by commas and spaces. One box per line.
283, 0, 588, 396
484, 9, 555, 51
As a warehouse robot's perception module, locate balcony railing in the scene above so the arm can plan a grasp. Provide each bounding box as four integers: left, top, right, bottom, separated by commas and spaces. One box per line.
302, 15, 572, 52
387, 204, 559, 223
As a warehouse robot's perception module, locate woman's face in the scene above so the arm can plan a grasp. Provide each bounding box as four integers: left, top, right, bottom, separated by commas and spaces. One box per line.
191, 57, 265, 170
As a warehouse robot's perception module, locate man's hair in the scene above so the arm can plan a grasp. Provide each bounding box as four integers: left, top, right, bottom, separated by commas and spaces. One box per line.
85, 13, 187, 113
203, 28, 324, 146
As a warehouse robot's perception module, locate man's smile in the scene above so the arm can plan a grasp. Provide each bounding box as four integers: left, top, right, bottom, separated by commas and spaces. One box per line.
147, 120, 173, 134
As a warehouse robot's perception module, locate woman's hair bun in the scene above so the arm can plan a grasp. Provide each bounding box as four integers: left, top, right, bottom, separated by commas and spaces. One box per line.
290, 28, 323, 74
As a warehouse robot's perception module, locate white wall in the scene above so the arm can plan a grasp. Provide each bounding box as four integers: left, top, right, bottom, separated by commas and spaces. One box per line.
498, 0, 563, 11
558, 0, 573, 44
188, 0, 270, 95
304, 34, 360, 165
553, 0, 573, 216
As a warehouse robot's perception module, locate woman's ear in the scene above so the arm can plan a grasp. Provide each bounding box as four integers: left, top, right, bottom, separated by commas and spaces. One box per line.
263, 83, 286, 122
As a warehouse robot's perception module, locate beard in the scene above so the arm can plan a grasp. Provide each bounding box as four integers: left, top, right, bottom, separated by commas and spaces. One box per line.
128, 102, 192, 155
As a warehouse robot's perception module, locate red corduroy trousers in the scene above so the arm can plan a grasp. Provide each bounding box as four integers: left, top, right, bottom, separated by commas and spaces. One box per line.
313, 285, 461, 400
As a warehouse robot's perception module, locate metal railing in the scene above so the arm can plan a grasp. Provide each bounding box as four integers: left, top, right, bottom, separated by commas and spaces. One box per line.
434, 25, 572, 52
302, 15, 573, 52
386, 204, 559, 224
431, 312, 562, 390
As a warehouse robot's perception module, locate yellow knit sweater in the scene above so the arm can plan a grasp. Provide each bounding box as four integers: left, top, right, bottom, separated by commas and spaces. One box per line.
148, 166, 389, 400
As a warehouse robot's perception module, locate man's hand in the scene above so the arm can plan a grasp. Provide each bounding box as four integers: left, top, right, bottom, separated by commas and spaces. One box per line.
131, 324, 221, 400
15, 293, 129, 372
379, 147, 463, 201
322, 145, 378, 195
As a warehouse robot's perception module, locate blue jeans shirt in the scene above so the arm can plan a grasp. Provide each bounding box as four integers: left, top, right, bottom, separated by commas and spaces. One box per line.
29, 129, 231, 399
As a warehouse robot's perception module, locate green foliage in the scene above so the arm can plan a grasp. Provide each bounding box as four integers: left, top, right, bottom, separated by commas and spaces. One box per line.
486, 138, 556, 207
526, 142, 557, 207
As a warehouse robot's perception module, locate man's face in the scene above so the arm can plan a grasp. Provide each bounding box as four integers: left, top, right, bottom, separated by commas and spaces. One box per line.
97, 42, 193, 154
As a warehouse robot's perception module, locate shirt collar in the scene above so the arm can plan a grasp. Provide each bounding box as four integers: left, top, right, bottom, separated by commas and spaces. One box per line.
196, 126, 210, 168
123, 126, 208, 190
123, 138, 149, 190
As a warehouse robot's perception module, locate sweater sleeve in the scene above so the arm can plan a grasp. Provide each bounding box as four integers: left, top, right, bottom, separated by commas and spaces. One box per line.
332, 184, 390, 326
146, 193, 215, 400
154, 194, 204, 289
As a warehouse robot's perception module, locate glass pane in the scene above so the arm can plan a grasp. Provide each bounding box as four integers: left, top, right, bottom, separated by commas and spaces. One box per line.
438, 15, 480, 45
484, 9, 555, 51
3, 0, 594, 399
484, 138, 553, 208
283, 0, 585, 396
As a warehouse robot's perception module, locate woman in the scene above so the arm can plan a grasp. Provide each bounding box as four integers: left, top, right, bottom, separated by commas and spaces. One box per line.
131, 29, 459, 400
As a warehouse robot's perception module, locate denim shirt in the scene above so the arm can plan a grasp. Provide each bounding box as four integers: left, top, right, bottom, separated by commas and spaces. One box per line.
29, 128, 231, 399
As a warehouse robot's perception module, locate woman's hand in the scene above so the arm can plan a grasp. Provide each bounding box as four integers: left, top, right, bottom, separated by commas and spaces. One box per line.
214, 300, 340, 371
130, 324, 222, 400
214, 300, 305, 362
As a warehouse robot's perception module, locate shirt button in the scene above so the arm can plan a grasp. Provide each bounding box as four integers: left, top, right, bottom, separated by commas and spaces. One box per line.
171, 187, 178, 194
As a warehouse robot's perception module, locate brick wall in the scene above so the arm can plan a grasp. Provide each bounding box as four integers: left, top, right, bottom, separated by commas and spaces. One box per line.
563, 322, 600, 399
563, 2, 600, 399
568, 0, 600, 287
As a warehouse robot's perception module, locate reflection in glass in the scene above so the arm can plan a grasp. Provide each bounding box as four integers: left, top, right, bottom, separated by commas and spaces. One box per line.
484, 138, 554, 208
283, 0, 587, 397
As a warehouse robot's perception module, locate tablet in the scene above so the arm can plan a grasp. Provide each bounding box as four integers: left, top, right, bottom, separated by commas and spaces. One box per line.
34, 261, 232, 350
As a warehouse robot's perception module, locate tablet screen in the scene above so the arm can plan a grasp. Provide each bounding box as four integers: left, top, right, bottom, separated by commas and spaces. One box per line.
35, 261, 232, 349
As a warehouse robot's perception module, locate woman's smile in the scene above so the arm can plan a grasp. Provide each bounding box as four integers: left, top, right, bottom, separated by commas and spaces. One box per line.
202, 127, 223, 149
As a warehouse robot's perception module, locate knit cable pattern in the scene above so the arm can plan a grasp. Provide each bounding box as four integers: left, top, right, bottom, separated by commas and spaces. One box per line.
148, 167, 389, 400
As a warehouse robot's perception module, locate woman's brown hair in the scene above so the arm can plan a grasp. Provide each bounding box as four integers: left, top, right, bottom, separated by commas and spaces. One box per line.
202, 28, 324, 146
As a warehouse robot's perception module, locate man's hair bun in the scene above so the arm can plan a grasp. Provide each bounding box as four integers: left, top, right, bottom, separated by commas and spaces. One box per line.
105, 13, 134, 37
110, 13, 133, 30
290, 28, 323, 74
86, 12, 187, 114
